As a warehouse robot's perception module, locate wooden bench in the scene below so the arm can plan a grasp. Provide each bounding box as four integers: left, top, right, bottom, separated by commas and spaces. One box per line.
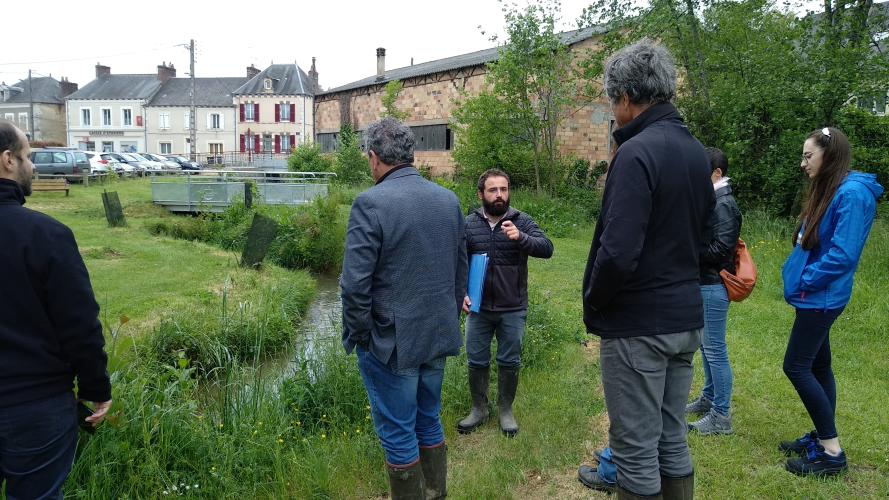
32, 178, 70, 196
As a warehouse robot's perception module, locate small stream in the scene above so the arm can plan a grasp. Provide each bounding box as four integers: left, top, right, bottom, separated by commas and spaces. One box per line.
262, 273, 343, 384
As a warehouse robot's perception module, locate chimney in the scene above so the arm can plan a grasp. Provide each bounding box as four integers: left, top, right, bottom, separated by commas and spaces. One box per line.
376, 48, 386, 80
309, 57, 320, 92
247, 64, 261, 79
59, 77, 78, 97
157, 61, 176, 83
95, 63, 111, 79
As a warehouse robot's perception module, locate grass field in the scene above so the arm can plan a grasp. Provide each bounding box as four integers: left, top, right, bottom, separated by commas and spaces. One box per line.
24, 179, 887, 498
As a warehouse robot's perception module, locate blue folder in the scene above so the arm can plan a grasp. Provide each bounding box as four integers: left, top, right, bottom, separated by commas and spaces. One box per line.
467, 253, 489, 314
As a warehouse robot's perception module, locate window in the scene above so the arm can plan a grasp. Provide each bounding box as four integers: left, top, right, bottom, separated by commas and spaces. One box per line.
209, 143, 224, 154
159, 142, 172, 154
18, 113, 28, 131
280, 134, 291, 152
280, 102, 291, 122
210, 113, 222, 130
244, 103, 255, 121
102, 141, 114, 152
317, 133, 338, 153
245, 134, 255, 152
264, 78, 272, 90
4, 113, 13, 122
32, 152, 53, 163
184, 111, 191, 130
101, 108, 112, 127
80, 108, 91, 126
122, 108, 132, 127
158, 112, 170, 129
52, 152, 68, 163
262, 134, 273, 153
120, 141, 137, 153
411, 125, 451, 151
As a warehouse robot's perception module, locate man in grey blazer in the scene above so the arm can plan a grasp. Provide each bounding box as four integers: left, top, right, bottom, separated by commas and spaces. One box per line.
341, 118, 467, 499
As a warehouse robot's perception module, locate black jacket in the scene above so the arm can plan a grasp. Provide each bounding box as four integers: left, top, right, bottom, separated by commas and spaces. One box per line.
700, 183, 742, 285
582, 103, 715, 337
465, 207, 553, 311
0, 178, 111, 407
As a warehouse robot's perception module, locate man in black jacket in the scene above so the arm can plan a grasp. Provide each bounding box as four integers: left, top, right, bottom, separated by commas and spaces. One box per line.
457, 169, 553, 437
576, 41, 714, 499
0, 121, 112, 498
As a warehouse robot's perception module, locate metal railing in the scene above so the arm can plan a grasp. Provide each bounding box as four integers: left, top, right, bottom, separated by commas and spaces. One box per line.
150, 170, 336, 213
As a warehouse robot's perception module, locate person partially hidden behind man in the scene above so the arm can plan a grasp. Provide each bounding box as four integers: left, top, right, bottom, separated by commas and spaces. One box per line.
0, 119, 113, 499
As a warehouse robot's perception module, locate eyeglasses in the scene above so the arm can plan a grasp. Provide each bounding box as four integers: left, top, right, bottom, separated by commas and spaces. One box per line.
801, 152, 815, 164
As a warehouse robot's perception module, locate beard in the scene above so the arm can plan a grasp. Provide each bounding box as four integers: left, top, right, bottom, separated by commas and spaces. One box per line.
483, 197, 509, 216
18, 171, 32, 196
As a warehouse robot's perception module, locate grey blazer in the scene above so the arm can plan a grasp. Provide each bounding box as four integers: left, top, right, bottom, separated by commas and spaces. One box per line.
340, 166, 467, 369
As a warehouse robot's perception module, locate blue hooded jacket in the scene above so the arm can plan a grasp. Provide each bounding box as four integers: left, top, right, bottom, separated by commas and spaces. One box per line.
782, 172, 884, 310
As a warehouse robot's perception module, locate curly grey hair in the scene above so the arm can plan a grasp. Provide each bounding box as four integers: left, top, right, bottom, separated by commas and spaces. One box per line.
604, 38, 676, 106
364, 117, 415, 166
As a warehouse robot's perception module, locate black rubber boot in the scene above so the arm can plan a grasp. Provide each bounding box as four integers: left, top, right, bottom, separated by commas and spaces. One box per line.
497, 366, 519, 437
661, 471, 695, 500
617, 485, 663, 500
457, 366, 489, 434
661, 471, 694, 500
387, 461, 426, 500
420, 443, 448, 499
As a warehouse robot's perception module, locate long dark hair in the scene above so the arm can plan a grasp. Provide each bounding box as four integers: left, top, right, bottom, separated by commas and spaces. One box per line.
795, 127, 850, 250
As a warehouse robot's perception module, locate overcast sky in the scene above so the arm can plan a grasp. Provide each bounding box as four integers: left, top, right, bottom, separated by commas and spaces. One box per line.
2, 0, 600, 91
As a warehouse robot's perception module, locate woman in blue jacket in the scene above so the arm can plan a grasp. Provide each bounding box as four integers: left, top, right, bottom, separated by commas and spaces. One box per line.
780, 127, 883, 477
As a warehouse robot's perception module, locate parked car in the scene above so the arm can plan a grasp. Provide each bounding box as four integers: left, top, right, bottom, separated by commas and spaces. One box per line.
116, 153, 151, 176
83, 151, 112, 174
99, 153, 135, 176
141, 153, 180, 170
30, 148, 90, 180
164, 155, 202, 171
130, 153, 165, 174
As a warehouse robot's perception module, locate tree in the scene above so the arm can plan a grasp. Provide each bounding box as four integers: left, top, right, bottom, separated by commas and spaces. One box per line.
333, 124, 371, 185
381, 80, 410, 121
578, 0, 889, 213
453, 0, 584, 193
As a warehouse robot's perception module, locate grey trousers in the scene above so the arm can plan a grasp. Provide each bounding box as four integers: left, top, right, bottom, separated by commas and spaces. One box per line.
600, 329, 702, 496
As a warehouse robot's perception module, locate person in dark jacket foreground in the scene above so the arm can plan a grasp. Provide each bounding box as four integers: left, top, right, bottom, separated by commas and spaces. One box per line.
686, 147, 743, 435
457, 169, 553, 438
779, 127, 883, 477
577, 40, 714, 499
0, 120, 112, 498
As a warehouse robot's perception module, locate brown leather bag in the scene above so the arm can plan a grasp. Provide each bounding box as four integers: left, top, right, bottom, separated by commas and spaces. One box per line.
719, 238, 757, 302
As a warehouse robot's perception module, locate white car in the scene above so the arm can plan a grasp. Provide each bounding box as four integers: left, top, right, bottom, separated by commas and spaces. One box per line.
100, 153, 135, 176
143, 153, 180, 170
130, 153, 165, 174
83, 151, 111, 174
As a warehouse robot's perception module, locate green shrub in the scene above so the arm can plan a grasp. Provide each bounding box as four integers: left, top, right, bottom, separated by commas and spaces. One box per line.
265, 194, 345, 273
288, 143, 334, 173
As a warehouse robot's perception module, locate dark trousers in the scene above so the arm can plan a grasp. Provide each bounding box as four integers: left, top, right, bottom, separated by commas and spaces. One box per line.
601, 329, 701, 496
0, 391, 78, 500
783, 307, 844, 440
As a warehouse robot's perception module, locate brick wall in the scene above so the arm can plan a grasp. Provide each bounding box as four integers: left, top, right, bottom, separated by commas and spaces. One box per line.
315, 36, 613, 175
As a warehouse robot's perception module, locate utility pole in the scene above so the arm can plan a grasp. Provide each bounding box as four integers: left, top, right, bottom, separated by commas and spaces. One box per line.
189, 39, 196, 160
27, 70, 35, 141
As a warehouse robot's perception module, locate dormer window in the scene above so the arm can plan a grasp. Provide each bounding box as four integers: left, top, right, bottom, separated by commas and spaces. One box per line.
263, 78, 272, 91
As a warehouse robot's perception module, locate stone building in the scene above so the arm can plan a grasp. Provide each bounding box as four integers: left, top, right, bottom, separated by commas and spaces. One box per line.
314, 27, 614, 176
233, 62, 318, 154
0, 76, 78, 144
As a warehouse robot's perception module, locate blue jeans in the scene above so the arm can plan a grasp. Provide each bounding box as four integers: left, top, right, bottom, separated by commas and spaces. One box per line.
783, 308, 844, 440
697, 284, 733, 416
0, 391, 78, 500
357, 347, 446, 466
465, 309, 527, 369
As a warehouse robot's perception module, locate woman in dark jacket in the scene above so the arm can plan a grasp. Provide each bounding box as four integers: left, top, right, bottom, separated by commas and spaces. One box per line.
686, 147, 741, 435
